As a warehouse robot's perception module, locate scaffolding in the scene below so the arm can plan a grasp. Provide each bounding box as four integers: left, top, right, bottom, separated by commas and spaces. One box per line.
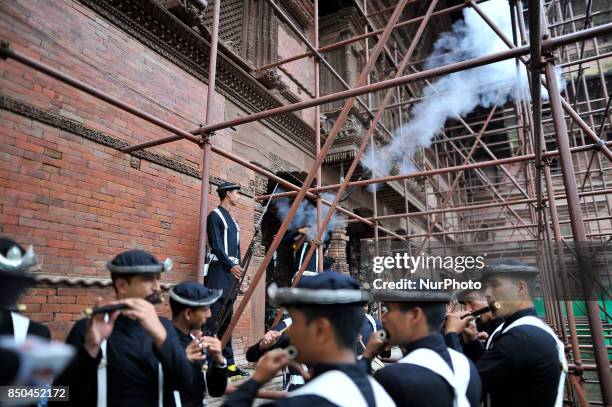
1, 0, 611, 404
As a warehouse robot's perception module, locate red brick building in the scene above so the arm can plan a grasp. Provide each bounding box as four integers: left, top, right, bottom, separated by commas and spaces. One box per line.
1, 0, 430, 362
2, 1, 610, 383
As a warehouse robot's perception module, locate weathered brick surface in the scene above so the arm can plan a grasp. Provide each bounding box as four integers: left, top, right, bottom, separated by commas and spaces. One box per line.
276, 22, 315, 126
0, 0, 264, 363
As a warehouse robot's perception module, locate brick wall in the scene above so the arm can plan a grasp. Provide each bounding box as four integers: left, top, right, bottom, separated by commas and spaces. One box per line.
20, 286, 115, 339
277, 22, 316, 126
0, 0, 261, 364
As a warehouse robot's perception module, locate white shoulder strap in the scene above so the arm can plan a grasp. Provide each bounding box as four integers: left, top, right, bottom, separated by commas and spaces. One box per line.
288, 369, 394, 407
365, 314, 377, 333
367, 376, 396, 407
500, 316, 567, 407
485, 321, 505, 350
213, 208, 229, 255
173, 391, 182, 407
448, 349, 471, 406
158, 362, 164, 407
10, 312, 30, 344
399, 348, 470, 407
96, 340, 167, 407
231, 214, 239, 251
298, 243, 308, 271
97, 340, 108, 407
281, 317, 293, 328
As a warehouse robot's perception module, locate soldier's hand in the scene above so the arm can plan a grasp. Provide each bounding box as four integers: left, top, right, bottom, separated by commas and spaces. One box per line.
202, 336, 225, 365
288, 360, 311, 381
84, 297, 120, 358
477, 331, 489, 342
230, 265, 244, 279
462, 320, 478, 343
259, 330, 282, 350
252, 349, 288, 385
444, 311, 472, 335
298, 227, 311, 235
122, 297, 167, 348
186, 338, 207, 362
363, 331, 387, 360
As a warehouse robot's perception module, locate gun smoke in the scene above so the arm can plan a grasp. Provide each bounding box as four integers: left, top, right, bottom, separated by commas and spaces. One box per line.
361, 0, 551, 178
273, 192, 344, 239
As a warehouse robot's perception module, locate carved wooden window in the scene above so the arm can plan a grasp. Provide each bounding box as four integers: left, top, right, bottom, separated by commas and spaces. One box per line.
201, 0, 246, 54
164, 0, 278, 67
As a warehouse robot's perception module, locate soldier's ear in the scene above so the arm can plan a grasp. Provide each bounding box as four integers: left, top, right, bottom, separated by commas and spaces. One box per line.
115, 277, 129, 296
312, 317, 331, 341
410, 307, 423, 325
517, 280, 529, 297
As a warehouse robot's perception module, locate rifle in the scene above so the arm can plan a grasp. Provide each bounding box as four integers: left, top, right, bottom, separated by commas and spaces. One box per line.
212, 183, 279, 335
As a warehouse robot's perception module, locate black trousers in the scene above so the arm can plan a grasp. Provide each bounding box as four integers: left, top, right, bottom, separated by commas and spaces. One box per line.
205, 294, 235, 365
205, 262, 237, 365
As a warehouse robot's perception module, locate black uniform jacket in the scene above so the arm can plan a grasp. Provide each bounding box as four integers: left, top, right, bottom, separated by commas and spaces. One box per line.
206, 206, 241, 292
173, 326, 228, 406
222, 363, 382, 407
0, 310, 51, 339
245, 318, 292, 363
282, 230, 330, 277
245, 318, 301, 391
52, 315, 197, 407
373, 334, 482, 407
447, 308, 563, 407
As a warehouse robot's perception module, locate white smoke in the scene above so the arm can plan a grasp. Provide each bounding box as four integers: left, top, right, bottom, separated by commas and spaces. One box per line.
362, 0, 531, 178
274, 192, 344, 239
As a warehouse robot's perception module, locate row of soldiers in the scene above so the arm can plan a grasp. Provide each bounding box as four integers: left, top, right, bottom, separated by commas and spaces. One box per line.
231, 260, 566, 407
0, 239, 229, 407
0, 181, 334, 405
0, 181, 567, 406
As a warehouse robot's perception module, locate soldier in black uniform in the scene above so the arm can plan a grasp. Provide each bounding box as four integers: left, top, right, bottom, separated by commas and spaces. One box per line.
282, 225, 331, 282
245, 314, 304, 391
52, 250, 197, 407
0, 237, 38, 386
223, 272, 395, 407
204, 182, 248, 379
361, 287, 481, 407
445, 259, 567, 407
356, 303, 384, 357
0, 238, 51, 342
245, 257, 336, 392
169, 281, 228, 406
454, 288, 502, 340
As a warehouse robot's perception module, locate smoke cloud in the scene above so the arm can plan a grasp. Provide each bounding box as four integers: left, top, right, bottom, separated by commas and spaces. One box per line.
361, 0, 532, 178
274, 192, 344, 239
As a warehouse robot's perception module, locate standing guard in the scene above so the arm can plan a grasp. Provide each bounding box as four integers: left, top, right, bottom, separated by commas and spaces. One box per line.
169, 282, 228, 406
204, 182, 248, 379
